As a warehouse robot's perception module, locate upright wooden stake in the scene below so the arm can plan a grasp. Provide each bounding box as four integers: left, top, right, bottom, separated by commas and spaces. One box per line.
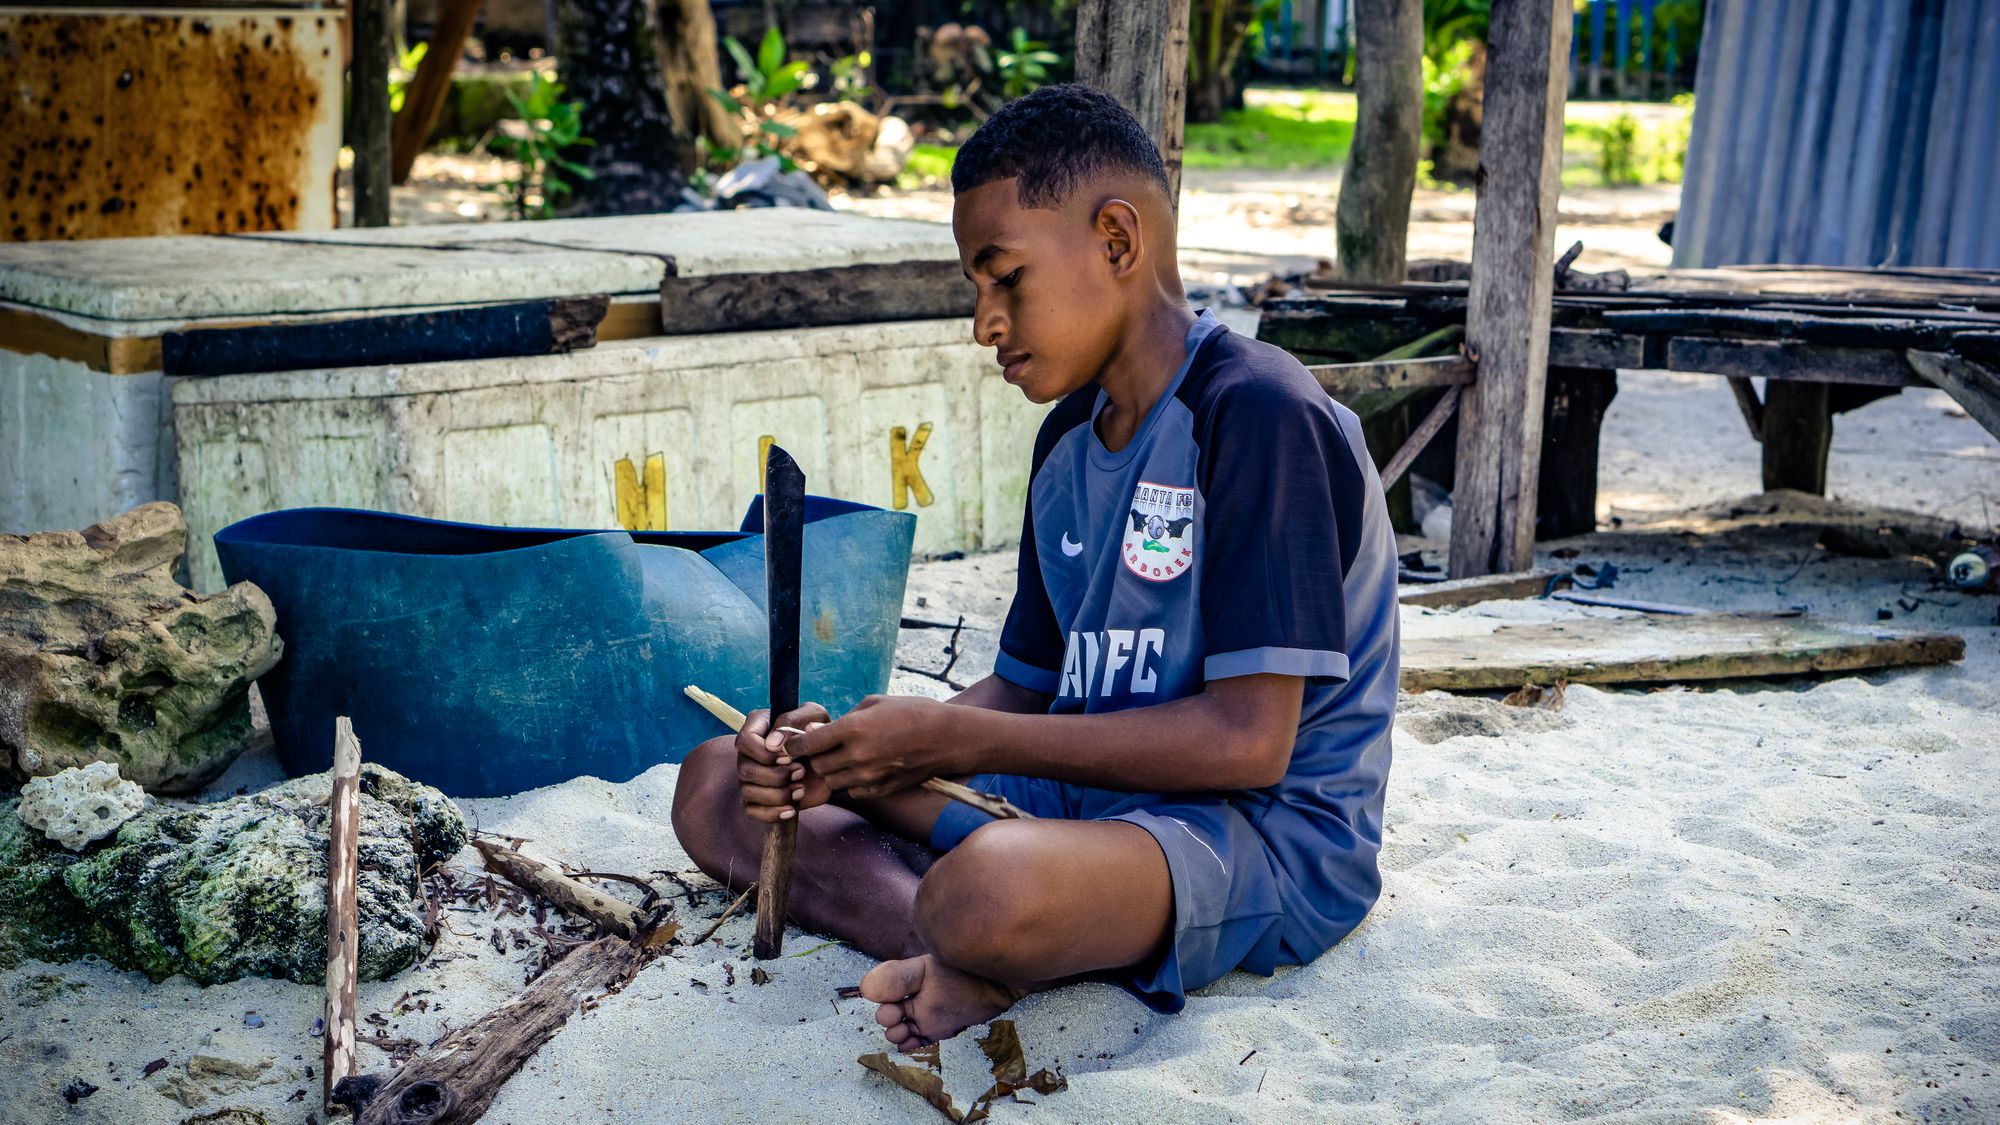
1449, 0, 1572, 577
389, 0, 486, 184
350, 0, 394, 226
323, 717, 363, 1113
1074, 0, 1190, 216
1760, 381, 1832, 495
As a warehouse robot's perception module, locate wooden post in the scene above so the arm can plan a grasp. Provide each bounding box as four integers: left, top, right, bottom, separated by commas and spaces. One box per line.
1074, 0, 1191, 215
323, 718, 362, 1112
1334, 0, 1423, 284
350, 0, 394, 226
1535, 367, 1617, 539
1760, 381, 1832, 494
653, 0, 741, 171
1449, 0, 1572, 578
389, 0, 485, 184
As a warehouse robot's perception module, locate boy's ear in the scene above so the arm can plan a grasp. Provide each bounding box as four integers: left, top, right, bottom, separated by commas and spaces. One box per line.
1093, 199, 1145, 279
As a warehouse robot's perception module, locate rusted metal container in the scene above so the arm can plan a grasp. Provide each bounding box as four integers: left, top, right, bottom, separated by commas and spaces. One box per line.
1, 5, 344, 242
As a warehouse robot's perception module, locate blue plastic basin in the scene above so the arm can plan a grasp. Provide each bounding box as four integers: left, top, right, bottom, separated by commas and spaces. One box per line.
215, 498, 914, 796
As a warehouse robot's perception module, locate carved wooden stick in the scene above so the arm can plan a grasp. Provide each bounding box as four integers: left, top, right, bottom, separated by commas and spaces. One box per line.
682, 685, 1033, 821
323, 717, 363, 1113
471, 839, 648, 938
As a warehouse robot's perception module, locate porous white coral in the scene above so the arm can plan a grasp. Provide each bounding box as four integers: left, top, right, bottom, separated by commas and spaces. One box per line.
17, 760, 146, 850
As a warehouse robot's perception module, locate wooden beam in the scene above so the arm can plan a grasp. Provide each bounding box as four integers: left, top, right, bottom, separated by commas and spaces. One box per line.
1907, 349, 2000, 439
1306, 355, 1476, 398
350, 0, 394, 227
160, 296, 610, 377
1073, 0, 1190, 213
390, 0, 485, 184
1399, 568, 1565, 609
1535, 367, 1616, 539
1380, 385, 1462, 488
658, 260, 971, 334
0, 306, 162, 374
1449, 0, 1571, 577
1665, 338, 1918, 387
1726, 376, 1765, 441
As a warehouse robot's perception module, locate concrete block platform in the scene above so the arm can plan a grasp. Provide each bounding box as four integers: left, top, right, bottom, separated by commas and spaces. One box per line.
0, 210, 1043, 585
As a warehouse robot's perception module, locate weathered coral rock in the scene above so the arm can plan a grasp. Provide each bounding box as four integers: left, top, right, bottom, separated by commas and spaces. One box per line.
0, 764, 466, 984
17, 760, 147, 849
0, 502, 283, 793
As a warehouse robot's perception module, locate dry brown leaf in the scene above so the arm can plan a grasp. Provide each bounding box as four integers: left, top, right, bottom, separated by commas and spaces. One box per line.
751, 967, 772, 986
965, 1020, 1067, 1121
859, 1052, 963, 1122
641, 921, 682, 949
1500, 681, 1567, 711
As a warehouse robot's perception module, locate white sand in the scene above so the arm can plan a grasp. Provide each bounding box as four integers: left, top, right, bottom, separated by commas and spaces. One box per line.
5, 374, 1998, 1124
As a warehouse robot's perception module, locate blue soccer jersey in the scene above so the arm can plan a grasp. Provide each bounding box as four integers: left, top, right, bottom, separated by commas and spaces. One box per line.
934, 310, 1399, 1005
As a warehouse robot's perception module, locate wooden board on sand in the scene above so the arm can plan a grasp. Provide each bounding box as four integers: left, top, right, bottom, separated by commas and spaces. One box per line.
1401, 612, 1964, 691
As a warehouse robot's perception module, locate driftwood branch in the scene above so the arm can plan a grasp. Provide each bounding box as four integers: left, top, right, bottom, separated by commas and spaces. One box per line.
472, 839, 649, 938
682, 686, 1033, 821
1380, 384, 1463, 488
323, 718, 363, 1113
331, 929, 664, 1125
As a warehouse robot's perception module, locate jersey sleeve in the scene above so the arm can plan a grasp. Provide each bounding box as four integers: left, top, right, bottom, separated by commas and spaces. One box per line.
1195, 378, 1360, 683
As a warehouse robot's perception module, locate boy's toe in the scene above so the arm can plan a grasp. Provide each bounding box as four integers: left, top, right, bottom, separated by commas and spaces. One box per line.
860, 955, 928, 1003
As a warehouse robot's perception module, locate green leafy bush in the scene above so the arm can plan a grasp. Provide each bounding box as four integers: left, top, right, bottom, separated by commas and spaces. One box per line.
1595, 110, 1641, 184
996, 27, 1061, 100
489, 73, 595, 219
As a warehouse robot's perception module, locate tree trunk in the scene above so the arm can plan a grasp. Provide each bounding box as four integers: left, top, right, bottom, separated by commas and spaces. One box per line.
652, 0, 738, 173
555, 0, 687, 215
1333, 0, 1423, 283
1074, 0, 1190, 213
1185, 0, 1254, 125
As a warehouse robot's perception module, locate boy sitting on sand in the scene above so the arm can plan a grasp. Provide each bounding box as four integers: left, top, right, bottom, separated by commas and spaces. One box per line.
673, 84, 1398, 1051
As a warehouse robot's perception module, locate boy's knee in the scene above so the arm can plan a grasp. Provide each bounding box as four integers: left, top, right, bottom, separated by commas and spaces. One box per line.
916, 821, 1052, 976
671, 736, 740, 870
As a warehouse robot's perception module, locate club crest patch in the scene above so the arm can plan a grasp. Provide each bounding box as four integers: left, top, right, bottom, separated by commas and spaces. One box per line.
1123, 481, 1196, 581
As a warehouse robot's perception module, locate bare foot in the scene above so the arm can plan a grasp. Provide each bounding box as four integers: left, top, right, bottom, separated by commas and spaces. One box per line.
860, 954, 1021, 1052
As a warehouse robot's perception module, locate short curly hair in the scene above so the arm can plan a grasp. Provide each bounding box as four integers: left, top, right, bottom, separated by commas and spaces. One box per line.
951, 83, 1169, 208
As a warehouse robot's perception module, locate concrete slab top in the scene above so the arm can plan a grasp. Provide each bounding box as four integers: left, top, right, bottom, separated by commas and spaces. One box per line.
0, 211, 959, 325
0, 235, 663, 323
238, 209, 961, 277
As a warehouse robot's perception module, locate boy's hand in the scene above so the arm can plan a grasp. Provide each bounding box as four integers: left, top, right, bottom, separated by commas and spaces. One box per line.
733, 704, 834, 823
785, 695, 957, 799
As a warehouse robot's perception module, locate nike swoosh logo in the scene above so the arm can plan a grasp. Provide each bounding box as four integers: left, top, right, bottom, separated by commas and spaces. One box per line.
1060, 534, 1083, 557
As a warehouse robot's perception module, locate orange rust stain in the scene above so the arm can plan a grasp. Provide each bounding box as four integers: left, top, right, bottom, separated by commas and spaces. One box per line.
1, 12, 337, 242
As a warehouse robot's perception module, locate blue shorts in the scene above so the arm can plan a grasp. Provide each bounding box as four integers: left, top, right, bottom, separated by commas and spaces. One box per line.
929, 774, 1291, 1012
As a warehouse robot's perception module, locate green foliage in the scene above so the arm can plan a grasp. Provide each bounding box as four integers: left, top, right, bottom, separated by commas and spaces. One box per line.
724, 26, 811, 102
830, 49, 875, 101
387, 40, 428, 116
896, 142, 959, 190
1423, 0, 1490, 63
1183, 91, 1357, 170
489, 73, 595, 220
1594, 110, 1641, 184
1420, 39, 1479, 153
995, 27, 1061, 100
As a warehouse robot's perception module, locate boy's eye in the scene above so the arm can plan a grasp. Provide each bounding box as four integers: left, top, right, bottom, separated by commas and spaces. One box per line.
998, 268, 1023, 289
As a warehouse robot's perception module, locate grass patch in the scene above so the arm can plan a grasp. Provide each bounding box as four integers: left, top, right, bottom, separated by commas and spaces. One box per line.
1184, 90, 1358, 171
896, 143, 958, 190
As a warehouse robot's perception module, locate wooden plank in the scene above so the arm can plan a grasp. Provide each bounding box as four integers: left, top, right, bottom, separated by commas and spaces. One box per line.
1602, 307, 1972, 350
1548, 327, 1646, 370
0, 306, 162, 374
161, 296, 611, 376
658, 259, 971, 334
390, 0, 485, 184
1449, 0, 1571, 577
596, 297, 665, 342
1726, 376, 1765, 441
1306, 355, 1476, 397
349, 0, 393, 227
1401, 613, 1965, 691
1398, 568, 1565, 609
1664, 337, 1918, 387
1638, 266, 2000, 309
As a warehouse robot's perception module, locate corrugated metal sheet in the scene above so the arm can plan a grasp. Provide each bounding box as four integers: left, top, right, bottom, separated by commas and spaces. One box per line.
1673, 0, 2000, 269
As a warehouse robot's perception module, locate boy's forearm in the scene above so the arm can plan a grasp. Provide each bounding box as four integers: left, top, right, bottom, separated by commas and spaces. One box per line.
947, 673, 1050, 715
948, 674, 1300, 793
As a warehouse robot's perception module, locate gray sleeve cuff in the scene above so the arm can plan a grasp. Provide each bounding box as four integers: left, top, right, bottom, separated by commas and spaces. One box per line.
994, 649, 1061, 694
1204, 646, 1351, 682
